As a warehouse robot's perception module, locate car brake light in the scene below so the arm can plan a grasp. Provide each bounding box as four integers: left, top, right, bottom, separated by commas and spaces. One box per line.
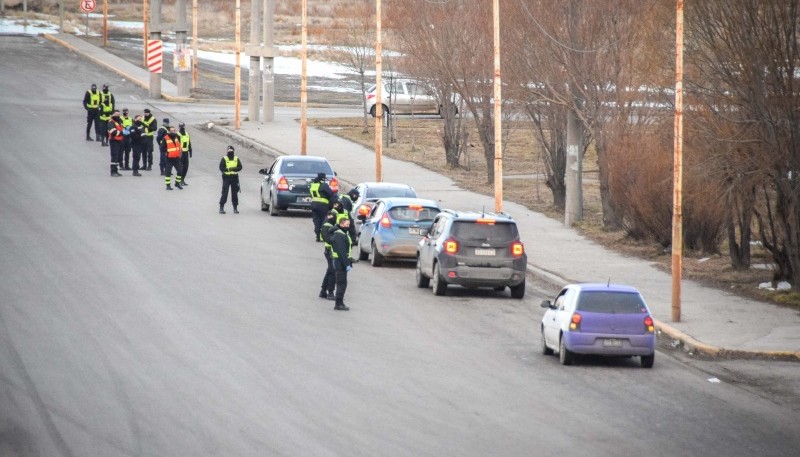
569, 312, 582, 331
367, 94, 375, 100
444, 238, 458, 254
644, 316, 655, 333
511, 241, 524, 257
407, 204, 422, 210
329, 177, 339, 193
277, 176, 289, 191
380, 215, 391, 228
476, 218, 496, 225
357, 204, 371, 217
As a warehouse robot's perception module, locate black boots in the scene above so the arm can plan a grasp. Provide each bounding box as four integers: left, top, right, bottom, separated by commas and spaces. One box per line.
233, 207, 239, 214
110, 165, 122, 177
334, 301, 349, 311
319, 290, 328, 299
219, 205, 226, 214
327, 292, 335, 300
132, 170, 141, 176
166, 184, 173, 190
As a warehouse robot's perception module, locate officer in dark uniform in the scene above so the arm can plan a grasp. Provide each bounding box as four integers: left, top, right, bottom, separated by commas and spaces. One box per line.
219, 146, 242, 214
319, 210, 338, 301
98, 84, 115, 146
309, 172, 335, 241
107, 110, 124, 177
337, 189, 360, 241
330, 217, 353, 311
120, 108, 133, 170
129, 114, 145, 177
178, 122, 192, 185
141, 108, 157, 170
156, 118, 171, 175
83, 83, 101, 141
163, 126, 183, 190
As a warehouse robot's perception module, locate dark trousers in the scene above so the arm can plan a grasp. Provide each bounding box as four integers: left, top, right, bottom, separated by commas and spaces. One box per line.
159, 147, 167, 174
100, 117, 110, 144
86, 110, 101, 139
122, 136, 131, 167
109, 140, 123, 174
311, 202, 328, 239
165, 157, 183, 185
220, 175, 239, 207
321, 250, 336, 294
131, 143, 144, 172
180, 154, 189, 182
333, 259, 348, 306
144, 137, 154, 168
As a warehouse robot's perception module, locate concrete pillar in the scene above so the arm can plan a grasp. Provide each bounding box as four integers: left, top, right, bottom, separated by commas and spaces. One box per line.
262, 0, 275, 122
176, 0, 190, 96
248, 0, 262, 122
149, 0, 162, 99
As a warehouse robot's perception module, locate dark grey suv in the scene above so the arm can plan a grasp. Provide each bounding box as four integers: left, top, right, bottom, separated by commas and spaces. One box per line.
415, 210, 527, 298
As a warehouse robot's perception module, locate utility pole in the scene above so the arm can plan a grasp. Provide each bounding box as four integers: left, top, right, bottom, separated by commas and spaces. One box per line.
59, 0, 63, 32
564, 0, 584, 227
102, 0, 107, 47
192, 0, 198, 91
176, 0, 189, 96
492, 0, 503, 213
143, 0, 148, 67
247, 0, 262, 122
374, 0, 383, 182
235, 0, 241, 129
672, 0, 685, 322
262, 0, 276, 122
300, 0, 308, 154
148, 0, 162, 99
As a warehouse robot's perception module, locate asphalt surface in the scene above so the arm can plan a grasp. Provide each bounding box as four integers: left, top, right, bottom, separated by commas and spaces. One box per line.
0, 34, 799, 457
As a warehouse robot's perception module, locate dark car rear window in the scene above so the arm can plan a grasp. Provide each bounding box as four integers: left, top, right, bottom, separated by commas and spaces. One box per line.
280, 160, 333, 175
451, 221, 518, 242
388, 206, 439, 222
366, 187, 417, 199
576, 291, 647, 314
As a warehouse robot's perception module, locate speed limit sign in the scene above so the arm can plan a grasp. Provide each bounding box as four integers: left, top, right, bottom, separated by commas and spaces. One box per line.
80, 0, 96, 14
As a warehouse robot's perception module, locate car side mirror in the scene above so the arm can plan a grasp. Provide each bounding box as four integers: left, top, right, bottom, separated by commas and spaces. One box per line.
258, 168, 267, 175
357, 214, 367, 221
540, 300, 553, 309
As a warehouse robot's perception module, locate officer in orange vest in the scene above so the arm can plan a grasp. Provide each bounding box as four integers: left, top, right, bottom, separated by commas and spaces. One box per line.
163, 126, 184, 190
107, 110, 124, 177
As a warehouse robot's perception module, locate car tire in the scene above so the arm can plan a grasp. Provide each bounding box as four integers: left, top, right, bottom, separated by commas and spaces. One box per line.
369, 104, 389, 118
261, 190, 268, 211
559, 336, 573, 366
432, 262, 447, 296
541, 329, 553, 356
269, 194, 279, 217
510, 279, 526, 299
641, 353, 655, 369
370, 242, 384, 267
358, 247, 369, 261
415, 257, 430, 288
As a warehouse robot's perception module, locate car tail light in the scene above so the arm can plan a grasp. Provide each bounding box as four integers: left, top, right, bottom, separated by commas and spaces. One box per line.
329, 177, 339, 193
380, 215, 392, 228
277, 176, 289, 191
644, 316, 655, 333
444, 238, 458, 254
407, 204, 422, 210
476, 218, 496, 225
367, 93, 375, 100
569, 312, 582, 331
511, 241, 525, 257
358, 204, 371, 217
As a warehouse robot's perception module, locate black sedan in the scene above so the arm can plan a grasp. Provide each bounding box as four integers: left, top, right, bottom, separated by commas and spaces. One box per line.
259, 155, 338, 216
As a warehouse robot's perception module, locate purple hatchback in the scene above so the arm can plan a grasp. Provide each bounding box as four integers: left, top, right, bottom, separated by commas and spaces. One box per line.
540, 283, 656, 368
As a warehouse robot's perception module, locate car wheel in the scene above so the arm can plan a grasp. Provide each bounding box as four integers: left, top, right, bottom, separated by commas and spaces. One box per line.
261, 189, 268, 211
369, 105, 376, 117
559, 335, 573, 366
541, 328, 553, 356
370, 242, 384, 267
641, 353, 655, 369
415, 257, 430, 288
432, 262, 447, 296
358, 246, 369, 261
510, 279, 526, 299
269, 194, 279, 216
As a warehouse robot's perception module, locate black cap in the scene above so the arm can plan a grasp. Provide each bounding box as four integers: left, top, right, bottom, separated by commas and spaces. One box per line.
348, 188, 360, 197
163, 118, 170, 124
317, 172, 326, 180
143, 108, 151, 114
102, 84, 108, 89
227, 145, 235, 152
178, 122, 185, 128
122, 108, 129, 113
91, 83, 97, 90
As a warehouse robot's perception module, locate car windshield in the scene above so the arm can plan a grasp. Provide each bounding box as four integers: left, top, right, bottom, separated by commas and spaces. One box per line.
280, 160, 333, 175
388, 206, 439, 222
366, 187, 416, 199
451, 221, 518, 242
576, 291, 647, 314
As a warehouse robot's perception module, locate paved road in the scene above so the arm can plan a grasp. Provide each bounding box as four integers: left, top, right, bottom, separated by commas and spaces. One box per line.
1, 35, 798, 457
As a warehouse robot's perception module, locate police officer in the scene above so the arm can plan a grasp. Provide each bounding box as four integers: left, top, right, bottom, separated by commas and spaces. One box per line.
98, 84, 115, 146
156, 118, 171, 175
337, 188, 359, 241
163, 126, 183, 190
310, 172, 335, 241
83, 83, 101, 141
141, 108, 157, 170
129, 114, 145, 177
178, 122, 192, 186
120, 108, 133, 170
330, 217, 353, 311
219, 146, 242, 213
319, 210, 338, 301
107, 110, 124, 177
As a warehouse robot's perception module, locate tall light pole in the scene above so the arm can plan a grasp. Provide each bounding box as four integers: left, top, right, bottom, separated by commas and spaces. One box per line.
235, 0, 241, 129
300, 0, 308, 155
374, 0, 383, 182
672, 0, 685, 322
192, 0, 198, 91
493, 0, 503, 212
143, 0, 148, 67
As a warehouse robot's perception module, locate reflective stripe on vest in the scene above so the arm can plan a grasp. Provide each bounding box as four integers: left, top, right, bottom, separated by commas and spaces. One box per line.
223, 156, 239, 175
335, 210, 349, 224
165, 136, 182, 158
108, 120, 123, 141
309, 182, 329, 204
142, 116, 155, 136
179, 133, 190, 152
121, 116, 132, 128
330, 229, 352, 259
321, 222, 334, 246
85, 90, 100, 108
99, 93, 113, 120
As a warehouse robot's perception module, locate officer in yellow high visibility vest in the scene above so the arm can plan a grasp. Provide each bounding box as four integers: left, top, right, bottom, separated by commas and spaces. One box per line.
178, 122, 193, 186
310, 172, 335, 242
218, 146, 243, 214
330, 217, 353, 311
83, 83, 101, 141
318, 210, 338, 301
141, 108, 157, 171
120, 108, 133, 170
98, 84, 115, 146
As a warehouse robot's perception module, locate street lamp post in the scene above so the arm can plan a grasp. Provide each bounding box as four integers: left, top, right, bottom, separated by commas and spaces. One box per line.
493, 0, 503, 213
672, 0, 685, 322
374, 0, 383, 182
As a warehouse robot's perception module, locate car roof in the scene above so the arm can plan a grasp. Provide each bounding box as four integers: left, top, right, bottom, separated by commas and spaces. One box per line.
439, 209, 516, 222
572, 283, 642, 294
358, 182, 414, 189
279, 155, 330, 162
377, 197, 439, 208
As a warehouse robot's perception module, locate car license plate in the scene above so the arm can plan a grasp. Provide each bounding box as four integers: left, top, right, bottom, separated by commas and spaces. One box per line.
299, 196, 312, 203
475, 248, 496, 256
602, 338, 623, 347
409, 227, 421, 235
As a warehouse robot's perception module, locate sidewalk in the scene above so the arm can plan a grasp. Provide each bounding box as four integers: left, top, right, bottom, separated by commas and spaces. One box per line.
47, 33, 800, 361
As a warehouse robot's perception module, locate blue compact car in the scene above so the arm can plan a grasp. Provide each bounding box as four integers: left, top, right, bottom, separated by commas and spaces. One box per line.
357, 198, 441, 266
